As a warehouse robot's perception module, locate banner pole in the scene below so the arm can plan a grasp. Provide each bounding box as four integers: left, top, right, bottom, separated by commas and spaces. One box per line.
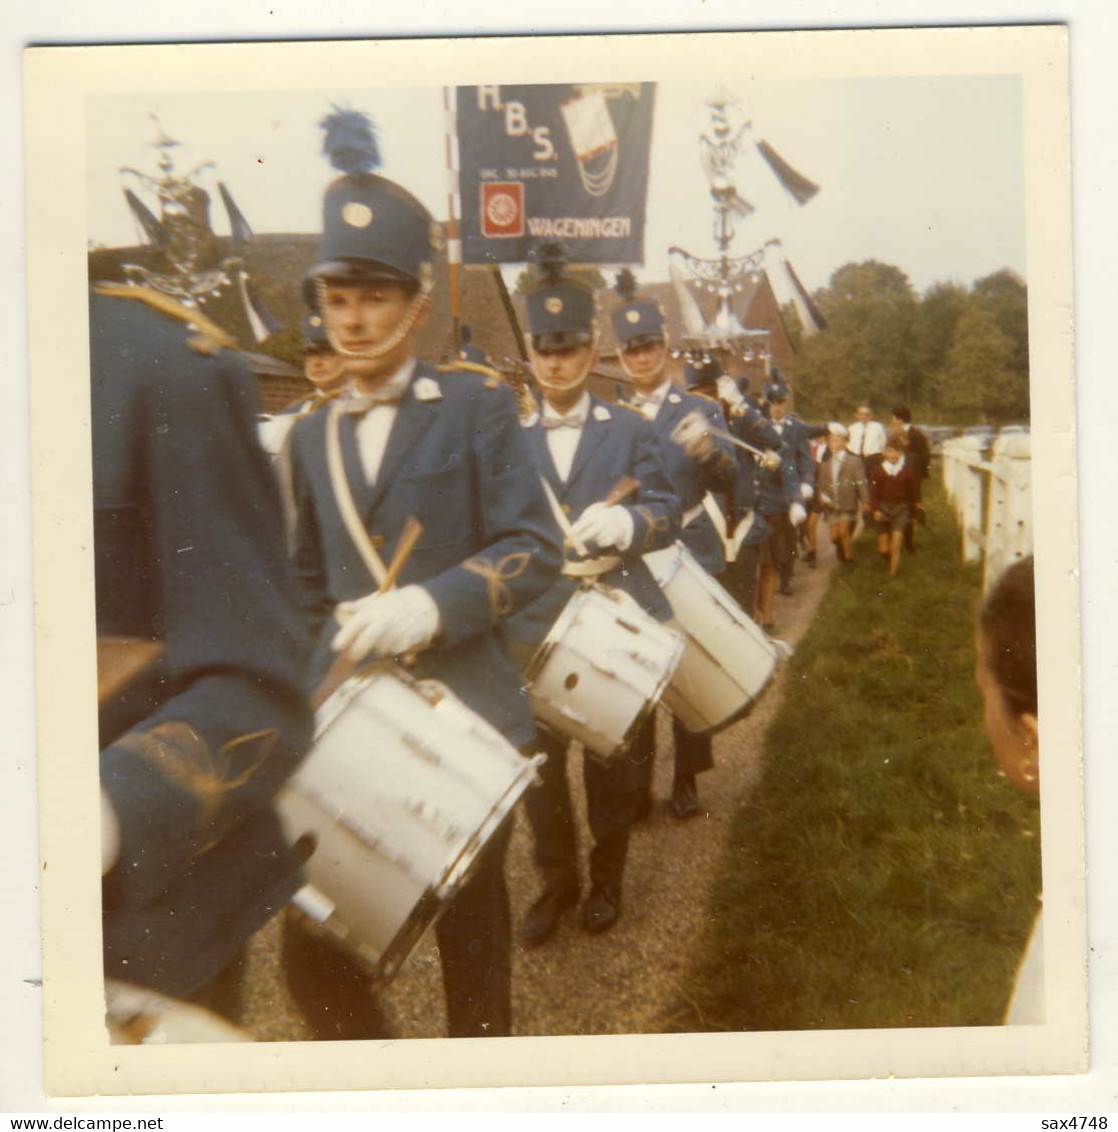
443, 86, 462, 356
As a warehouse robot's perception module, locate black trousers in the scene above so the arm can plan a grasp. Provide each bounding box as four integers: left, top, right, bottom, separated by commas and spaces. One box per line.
631, 713, 715, 801
523, 726, 641, 897
725, 544, 761, 621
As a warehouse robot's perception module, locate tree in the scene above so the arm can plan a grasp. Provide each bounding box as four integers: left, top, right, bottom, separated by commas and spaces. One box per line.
793, 260, 920, 418
933, 305, 1026, 421
916, 281, 970, 384
972, 269, 1029, 386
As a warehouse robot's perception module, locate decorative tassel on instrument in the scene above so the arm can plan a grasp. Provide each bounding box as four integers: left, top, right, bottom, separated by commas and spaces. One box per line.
122, 188, 166, 247
234, 266, 281, 344
668, 249, 708, 338
754, 139, 820, 205
782, 255, 827, 334
218, 182, 255, 246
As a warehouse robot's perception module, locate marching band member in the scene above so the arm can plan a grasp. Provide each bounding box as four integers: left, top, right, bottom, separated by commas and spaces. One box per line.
763, 372, 823, 597
709, 365, 783, 622
287, 111, 562, 1036
92, 285, 313, 1010
610, 286, 737, 820
507, 246, 680, 944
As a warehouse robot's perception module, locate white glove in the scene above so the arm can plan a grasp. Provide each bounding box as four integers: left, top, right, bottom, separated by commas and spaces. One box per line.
789, 502, 807, 527
101, 788, 121, 876
671, 409, 715, 460
800, 482, 814, 502
332, 585, 441, 661
715, 374, 744, 410
569, 502, 635, 552
759, 448, 782, 471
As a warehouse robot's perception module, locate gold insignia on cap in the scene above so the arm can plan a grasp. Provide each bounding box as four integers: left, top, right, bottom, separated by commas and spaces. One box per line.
626, 310, 640, 323
309, 314, 322, 327
545, 297, 563, 315
342, 202, 374, 228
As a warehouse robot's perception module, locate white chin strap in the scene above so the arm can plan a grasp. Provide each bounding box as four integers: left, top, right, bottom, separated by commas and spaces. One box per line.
618, 335, 668, 383
315, 273, 433, 361
533, 331, 600, 393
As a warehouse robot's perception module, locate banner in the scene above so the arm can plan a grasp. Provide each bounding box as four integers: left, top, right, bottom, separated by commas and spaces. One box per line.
455, 83, 656, 265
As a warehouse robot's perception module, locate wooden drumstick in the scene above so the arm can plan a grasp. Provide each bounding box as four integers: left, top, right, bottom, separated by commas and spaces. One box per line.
602, 475, 640, 508
313, 518, 425, 710
562, 476, 642, 556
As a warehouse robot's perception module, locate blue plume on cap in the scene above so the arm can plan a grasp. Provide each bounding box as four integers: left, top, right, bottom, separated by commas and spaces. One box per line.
320, 106, 381, 176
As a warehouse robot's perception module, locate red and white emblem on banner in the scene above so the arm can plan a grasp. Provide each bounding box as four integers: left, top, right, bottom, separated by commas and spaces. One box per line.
481, 181, 525, 238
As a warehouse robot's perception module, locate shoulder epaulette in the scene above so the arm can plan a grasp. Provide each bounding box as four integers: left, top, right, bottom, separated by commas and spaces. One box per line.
689, 390, 719, 405
283, 387, 347, 418
93, 282, 238, 355
615, 400, 647, 417
437, 360, 505, 389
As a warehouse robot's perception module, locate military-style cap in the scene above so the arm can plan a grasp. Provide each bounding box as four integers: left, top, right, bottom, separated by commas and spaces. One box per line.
315, 173, 434, 283
764, 368, 790, 404
304, 108, 435, 304
683, 355, 723, 390
613, 299, 666, 349
526, 282, 596, 343
302, 311, 331, 351
526, 241, 596, 349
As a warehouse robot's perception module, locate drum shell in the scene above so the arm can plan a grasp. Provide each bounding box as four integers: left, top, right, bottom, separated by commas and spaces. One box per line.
276, 667, 540, 979
524, 585, 684, 761
645, 543, 779, 734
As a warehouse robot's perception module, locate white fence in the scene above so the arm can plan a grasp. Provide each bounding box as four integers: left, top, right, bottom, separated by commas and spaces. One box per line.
941, 433, 1032, 593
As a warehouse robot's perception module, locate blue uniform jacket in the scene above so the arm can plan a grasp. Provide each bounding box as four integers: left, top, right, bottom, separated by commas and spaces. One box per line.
92, 290, 314, 998
728, 404, 783, 545
506, 394, 681, 648
289, 361, 564, 747
776, 414, 820, 489
635, 388, 736, 576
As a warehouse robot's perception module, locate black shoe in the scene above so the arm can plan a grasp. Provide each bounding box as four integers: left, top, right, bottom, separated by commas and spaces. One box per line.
805, 551, 817, 568
521, 883, 579, 948
779, 583, 794, 596
761, 622, 778, 636
632, 789, 653, 823
581, 887, 621, 934
669, 773, 700, 819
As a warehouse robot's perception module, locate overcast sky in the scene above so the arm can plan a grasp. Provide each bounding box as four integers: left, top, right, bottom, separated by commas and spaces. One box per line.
86, 75, 1023, 297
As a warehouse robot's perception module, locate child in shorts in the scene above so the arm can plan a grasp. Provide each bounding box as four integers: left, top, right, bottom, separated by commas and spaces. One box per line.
868, 431, 920, 576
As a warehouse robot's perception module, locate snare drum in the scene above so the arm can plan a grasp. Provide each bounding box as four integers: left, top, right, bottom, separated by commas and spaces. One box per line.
276, 665, 543, 979
644, 542, 780, 734
523, 584, 684, 762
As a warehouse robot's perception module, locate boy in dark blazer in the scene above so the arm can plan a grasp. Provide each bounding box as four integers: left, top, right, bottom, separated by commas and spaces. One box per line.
816, 422, 870, 563
610, 293, 737, 821
288, 118, 563, 1037
507, 250, 680, 944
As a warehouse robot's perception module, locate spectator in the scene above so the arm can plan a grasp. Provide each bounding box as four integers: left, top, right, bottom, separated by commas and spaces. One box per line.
816, 422, 869, 564
891, 406, 930, 550
868, 431, 920, 576
975, 556, 1041, 1023
848, 403, 887, 476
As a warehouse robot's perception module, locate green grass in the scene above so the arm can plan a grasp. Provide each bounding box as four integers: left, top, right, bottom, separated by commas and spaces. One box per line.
665, 480, 1041, 1032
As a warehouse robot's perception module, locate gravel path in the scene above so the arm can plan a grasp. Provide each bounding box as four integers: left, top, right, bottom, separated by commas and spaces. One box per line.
238, 546, 836, 1041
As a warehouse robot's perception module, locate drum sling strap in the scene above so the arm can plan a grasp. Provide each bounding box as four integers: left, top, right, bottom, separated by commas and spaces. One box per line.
538, 476, 623, 580
701, 492, 756, 564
